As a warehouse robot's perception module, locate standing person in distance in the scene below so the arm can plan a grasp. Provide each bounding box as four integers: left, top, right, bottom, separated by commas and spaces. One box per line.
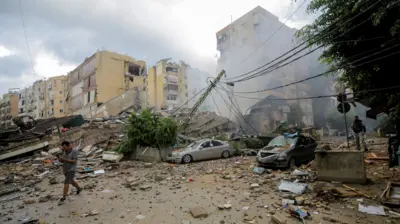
351, 116, 368, 151
58, 139, 83, 203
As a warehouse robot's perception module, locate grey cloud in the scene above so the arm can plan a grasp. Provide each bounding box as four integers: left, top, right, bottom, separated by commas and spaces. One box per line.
0, 55, 31, 77
0, 0, 192, 70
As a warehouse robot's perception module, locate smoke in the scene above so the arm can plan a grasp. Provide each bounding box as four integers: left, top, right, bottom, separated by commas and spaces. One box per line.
213, 8, 337, 131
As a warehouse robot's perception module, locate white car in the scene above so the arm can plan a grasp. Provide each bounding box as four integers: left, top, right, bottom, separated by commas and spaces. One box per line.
167, 139, 236, 163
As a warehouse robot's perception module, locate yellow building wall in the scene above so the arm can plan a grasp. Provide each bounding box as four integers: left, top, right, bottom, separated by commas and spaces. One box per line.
95, 51, 146, 104
47, 76, 67, 118
147, 67, 156, 107
10, 94, 18, 117
146, 64, 165, 110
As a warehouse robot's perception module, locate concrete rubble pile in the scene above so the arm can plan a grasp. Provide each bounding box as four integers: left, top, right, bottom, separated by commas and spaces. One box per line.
170, 108, 238, 137
1, 116, 400, 223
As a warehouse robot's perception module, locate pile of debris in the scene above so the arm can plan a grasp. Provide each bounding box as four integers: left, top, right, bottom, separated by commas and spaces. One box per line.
171, 109, 238, 137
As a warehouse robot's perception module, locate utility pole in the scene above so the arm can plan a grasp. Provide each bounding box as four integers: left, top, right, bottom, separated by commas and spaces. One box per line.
341, 94, 350, 149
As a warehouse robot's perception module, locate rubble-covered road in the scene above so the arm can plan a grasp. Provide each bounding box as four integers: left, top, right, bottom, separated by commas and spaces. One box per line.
1, 154, 399, 224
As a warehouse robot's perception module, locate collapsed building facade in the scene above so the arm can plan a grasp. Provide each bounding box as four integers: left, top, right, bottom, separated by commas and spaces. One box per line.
215, 6, 336, 132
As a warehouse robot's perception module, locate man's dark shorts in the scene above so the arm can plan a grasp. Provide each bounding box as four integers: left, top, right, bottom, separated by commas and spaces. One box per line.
64, 171, 76, 184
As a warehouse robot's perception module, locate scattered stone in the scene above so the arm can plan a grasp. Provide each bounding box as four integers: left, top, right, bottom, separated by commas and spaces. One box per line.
139, 185, 152, 191
223, 204, 232, 209
48, 176, 58, 185
250, 183, 259, 189
82, 210, 99, 217
23, 199, 36, 205
222, 175, 232, 179
144, 163, 153, 168
190, 207, 208, 218
217, 205, 225, 210
271, 213, 287, 224
38, 195, 52, 203
154, 175, 163, 181
295, 196, 304, 205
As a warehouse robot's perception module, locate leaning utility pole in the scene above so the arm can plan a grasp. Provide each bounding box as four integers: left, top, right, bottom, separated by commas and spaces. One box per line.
180, 70, 226, 132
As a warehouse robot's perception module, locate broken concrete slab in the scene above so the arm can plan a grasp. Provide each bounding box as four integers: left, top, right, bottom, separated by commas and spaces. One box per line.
102, 151, 123, 163
190, 207, 208, 218
48, 147, 62, 155
0, 141, 49, 161
314, 150, 366, 184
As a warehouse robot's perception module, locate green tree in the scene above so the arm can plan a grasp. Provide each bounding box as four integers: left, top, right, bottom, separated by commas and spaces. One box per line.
297, 0, 400, 127
115, 110, 178, 153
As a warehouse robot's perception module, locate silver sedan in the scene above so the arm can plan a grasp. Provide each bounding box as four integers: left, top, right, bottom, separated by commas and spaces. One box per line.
167, 139, 235, 163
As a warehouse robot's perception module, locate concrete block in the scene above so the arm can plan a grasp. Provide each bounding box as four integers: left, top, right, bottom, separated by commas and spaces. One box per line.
102, 151, 123, 163
190, 207, 208, 218
314, 150, 366, 184
271, 213, 287, 224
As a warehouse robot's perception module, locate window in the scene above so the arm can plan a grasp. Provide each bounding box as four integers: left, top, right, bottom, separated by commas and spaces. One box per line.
59, 91, 62, 94
211, 140, 223, 146
59, 100, 63, 104
50, 100, 54, 105
167, 95, 177, 101
168, 84, 178, 91
22, 100, 25, 105
128, 64, 140, 76
166, 67, 178, 72
60, 109, 64, 113
201, 141, 211, 148
87, 92, 91, 104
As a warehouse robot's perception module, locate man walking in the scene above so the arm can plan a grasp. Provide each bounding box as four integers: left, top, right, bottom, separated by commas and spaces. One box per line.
351, 116, 368, 151
58, 140, 83, 203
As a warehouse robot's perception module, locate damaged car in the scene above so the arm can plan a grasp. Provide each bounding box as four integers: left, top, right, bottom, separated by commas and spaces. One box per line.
167, 139, 235, 163
256, 133, 317, 168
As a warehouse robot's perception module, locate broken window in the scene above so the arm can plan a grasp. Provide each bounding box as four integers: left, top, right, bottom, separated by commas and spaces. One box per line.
128, 64, 140, 76
50, 100, 54, 105
60, 109, 64, 113
166, 67, 178, 72
168, 84, 178, 91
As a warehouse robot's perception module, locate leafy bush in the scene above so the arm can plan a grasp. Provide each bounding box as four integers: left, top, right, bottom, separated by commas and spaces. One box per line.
115, 110, 178, 153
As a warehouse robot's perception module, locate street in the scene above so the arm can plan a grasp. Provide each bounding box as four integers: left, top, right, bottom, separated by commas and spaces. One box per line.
1, 154, 396, 224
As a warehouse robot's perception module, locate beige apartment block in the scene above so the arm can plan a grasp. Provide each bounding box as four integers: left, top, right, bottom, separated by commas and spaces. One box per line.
66, 50, 147, 117
147, 59, 188, 111
0, 92, 18, 128
46, 76, 67, 118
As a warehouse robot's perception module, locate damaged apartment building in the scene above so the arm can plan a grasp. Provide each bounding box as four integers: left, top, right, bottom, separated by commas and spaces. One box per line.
65, 50, 147, 118
216, 6, 316, 133
14, 77, 66, 121
0, 91, 19, 128
146, 58, 188, 111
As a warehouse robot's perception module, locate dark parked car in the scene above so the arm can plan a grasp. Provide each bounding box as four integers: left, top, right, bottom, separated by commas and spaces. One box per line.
256, 133, 317, 168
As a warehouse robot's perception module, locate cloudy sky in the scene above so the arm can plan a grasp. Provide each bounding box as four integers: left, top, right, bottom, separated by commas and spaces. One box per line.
0, 0, 313, 96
